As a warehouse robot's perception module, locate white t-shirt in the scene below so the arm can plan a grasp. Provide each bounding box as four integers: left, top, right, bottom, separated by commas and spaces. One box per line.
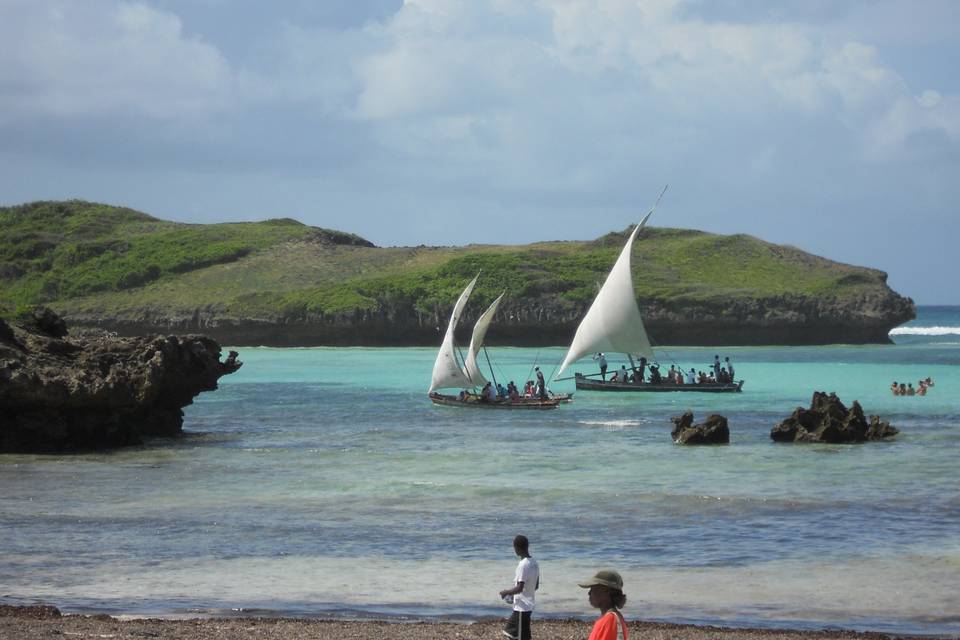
513, 556, 539, 612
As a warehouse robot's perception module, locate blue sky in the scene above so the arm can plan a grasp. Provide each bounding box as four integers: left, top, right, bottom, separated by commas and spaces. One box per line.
1, 0, 957, 303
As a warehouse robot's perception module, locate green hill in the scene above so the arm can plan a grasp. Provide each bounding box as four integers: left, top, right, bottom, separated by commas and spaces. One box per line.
0, 200, 914, 345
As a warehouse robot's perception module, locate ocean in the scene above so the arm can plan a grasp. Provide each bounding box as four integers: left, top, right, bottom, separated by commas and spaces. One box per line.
1, 306, 958, 635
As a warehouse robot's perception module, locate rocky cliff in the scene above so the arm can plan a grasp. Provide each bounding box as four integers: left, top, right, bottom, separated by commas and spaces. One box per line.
61, 287, 914, 347
0, 308, 241, 452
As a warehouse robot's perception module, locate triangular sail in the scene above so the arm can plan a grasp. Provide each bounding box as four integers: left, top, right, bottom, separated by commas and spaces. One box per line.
464, 292, 505, 386
555, 197, 664, 379
429, 275, 479, 392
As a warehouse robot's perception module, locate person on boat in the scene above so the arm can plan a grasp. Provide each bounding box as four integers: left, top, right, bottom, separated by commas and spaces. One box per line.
648, 364, 662, 385
667, 365, 677, 383
637, 357, 647, 383
609, 370, 619, 383
618, 365, 629, 384
898, 382, 906, 395
917, 380, 928, 396
906, 383, 915, 396
890, 381, 900, 395
686, 368, 696, 384
924, 377, 935, 387
497, 383, 508, 398
719, 368, 730, 384
712, 355, 721, 380
594, 353, 608, 380
725, 357, 735, 381
578, 570, 628, 640
480, 382, 493, 402
535, 367, 547, 399
458, 390, 467, 401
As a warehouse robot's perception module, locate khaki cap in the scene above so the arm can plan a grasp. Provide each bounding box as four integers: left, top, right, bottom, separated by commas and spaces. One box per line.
577, 569, 623, 590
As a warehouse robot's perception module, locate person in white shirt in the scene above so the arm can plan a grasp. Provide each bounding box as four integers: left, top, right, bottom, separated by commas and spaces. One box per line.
499, 535, 540, 640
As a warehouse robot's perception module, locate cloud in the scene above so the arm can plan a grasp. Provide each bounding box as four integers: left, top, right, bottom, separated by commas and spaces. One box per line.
0, 0, 233, 121
343, 0, 955, 163
868, 90, 960, 156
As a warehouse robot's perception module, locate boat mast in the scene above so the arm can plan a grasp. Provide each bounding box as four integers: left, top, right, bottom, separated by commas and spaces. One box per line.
483, 346, 499, 389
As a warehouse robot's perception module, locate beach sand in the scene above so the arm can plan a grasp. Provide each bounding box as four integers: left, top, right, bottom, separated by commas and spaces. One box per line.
0, 605, 920, 640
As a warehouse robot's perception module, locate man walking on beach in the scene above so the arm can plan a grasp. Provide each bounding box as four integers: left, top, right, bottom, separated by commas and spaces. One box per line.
499, 535, 540, 640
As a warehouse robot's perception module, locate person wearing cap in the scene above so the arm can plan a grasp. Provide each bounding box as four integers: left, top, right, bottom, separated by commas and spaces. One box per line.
498, 534, 540, 640
578, 569, 628, 640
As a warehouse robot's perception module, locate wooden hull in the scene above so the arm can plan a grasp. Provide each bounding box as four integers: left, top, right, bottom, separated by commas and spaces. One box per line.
574, 374, 744, 393
429, 392, 561, 409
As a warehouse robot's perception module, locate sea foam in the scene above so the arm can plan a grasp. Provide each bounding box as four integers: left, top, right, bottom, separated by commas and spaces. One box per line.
889, 326, 960, 336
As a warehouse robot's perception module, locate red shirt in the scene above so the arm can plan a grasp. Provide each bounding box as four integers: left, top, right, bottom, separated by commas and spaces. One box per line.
587, 611, 628, 640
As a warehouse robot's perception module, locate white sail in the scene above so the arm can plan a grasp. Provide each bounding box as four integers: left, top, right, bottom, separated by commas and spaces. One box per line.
429, 275, 479, 392
554, 212, 655, 378
464, 292, 505, 386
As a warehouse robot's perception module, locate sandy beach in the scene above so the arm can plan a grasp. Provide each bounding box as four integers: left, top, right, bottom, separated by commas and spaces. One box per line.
0, 605, 930, 640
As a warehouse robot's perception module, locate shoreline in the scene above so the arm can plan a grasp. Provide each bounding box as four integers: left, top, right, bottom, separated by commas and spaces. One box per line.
0, 606, 940, 640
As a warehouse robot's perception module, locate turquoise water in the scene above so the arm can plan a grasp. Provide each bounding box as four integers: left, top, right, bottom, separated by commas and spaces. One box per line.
1, 307, 959, 634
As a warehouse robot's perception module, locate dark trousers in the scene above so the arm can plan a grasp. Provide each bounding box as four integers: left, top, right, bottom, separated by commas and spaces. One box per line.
504, 610, 532, 640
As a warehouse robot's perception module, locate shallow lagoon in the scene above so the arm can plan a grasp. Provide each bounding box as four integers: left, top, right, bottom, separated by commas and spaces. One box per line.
1, 308, 958, 634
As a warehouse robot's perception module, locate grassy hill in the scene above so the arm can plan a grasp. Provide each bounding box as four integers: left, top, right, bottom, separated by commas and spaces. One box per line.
0, 200, 913, 345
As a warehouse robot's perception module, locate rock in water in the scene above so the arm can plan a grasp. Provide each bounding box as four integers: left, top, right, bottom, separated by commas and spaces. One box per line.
0, 311, 242, 452
770, 391, 898, 443
671, 410, 730, 444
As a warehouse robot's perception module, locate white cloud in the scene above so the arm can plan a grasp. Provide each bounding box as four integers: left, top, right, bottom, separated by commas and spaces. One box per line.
0, 0, 233, 121
346, 0, 952, 142
868, 90, 960, 156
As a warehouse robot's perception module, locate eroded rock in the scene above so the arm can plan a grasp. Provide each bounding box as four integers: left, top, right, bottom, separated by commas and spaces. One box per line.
0, 312, 242, 452
671, 410, 730, 444
771, 391, 898, 443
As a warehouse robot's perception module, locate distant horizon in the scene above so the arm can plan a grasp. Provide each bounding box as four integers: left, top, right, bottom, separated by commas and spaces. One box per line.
2, 1, 957, 305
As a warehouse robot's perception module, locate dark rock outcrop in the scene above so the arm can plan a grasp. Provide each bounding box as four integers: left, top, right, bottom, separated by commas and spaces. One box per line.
0, 604, 61, 619
771, 391, 898, 444
671, 410, 730, 444
0, 310, 242, 452
21, 305, 68, 338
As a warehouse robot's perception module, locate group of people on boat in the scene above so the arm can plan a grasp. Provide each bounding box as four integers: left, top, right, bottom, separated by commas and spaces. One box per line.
891, 377, 935, 396
458, 367, 551, 403
593, 353, 737, 385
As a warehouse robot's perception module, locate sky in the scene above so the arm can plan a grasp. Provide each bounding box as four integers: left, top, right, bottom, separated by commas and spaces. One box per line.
1, 0, 958, 304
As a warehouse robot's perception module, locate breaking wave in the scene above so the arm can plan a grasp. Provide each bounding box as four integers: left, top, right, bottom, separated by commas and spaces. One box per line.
889, 326, 960, 336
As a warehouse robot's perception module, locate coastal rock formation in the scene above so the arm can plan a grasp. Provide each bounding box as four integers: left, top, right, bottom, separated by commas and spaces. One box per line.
62, 287, 915, 347
0, 308, 242, 452
1, 200, 916, 347
771, 391, 898, 444
671, 411, 730, 444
